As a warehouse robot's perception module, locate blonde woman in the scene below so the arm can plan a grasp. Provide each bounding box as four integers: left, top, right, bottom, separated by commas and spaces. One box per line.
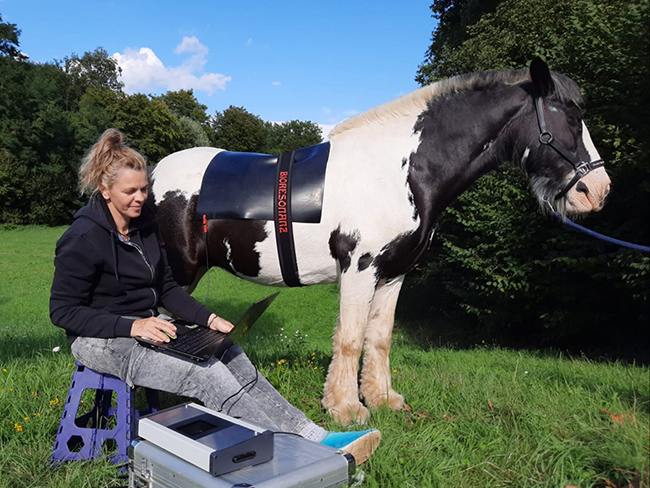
50, 129, 380, 465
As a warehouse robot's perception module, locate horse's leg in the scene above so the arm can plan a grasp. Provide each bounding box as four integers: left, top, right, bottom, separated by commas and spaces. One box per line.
322, 270, 376, 425
360, 276, 405, 411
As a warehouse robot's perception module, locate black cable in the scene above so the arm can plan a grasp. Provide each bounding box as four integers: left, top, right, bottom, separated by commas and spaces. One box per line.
219, 366, 259, 414
217, 347, 260, 414
203, 215, 211, 303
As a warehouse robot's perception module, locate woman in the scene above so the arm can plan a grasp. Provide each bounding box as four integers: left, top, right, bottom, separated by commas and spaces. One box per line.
50, 129, 380, 465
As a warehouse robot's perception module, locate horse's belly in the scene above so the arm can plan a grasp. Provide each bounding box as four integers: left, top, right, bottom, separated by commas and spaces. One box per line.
252, 222, 339, 286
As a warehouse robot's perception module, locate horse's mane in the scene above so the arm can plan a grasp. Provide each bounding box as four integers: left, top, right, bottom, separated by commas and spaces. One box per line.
329, 69, 582, 138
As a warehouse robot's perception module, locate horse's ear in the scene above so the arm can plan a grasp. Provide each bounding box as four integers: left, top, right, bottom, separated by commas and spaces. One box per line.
530, 57, 555, 97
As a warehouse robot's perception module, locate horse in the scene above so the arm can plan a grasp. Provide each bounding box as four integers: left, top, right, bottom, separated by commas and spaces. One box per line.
151, 58, 611, 424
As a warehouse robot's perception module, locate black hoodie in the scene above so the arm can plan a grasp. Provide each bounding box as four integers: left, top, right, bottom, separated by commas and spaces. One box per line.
50, 195, 211, 342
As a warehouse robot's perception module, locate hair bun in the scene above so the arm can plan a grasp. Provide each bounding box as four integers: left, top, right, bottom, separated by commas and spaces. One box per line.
103, 128, 124, 150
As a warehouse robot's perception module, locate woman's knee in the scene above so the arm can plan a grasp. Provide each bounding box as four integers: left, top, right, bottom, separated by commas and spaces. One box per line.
70, 337, 133, 377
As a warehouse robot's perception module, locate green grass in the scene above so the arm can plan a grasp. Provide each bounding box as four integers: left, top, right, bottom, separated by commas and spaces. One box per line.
0, 226, 648, 488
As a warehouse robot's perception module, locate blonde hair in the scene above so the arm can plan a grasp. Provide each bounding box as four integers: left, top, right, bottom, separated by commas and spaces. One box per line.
78, 129, 147, 195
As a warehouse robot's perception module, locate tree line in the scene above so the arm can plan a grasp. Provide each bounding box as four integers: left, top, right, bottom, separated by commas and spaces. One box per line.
0, 14, 322, 225
405, 0, 649, 358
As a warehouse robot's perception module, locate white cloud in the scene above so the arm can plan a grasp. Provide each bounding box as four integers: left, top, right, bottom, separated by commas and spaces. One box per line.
272, 81, 281, 86
113, 47, 166, 90
113, 36, 231, 96
174, 36, 208, 56
247, 38, 253, 47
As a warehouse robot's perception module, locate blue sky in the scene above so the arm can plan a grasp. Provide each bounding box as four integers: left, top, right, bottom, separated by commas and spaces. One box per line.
1, 1, 437, 136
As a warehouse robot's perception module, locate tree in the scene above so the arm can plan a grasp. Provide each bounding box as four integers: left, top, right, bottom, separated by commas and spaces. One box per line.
209, 105, 267, 152
112, 94, 185, 163
69, 87, 120, 154
0, 43, 127, 225
155, 89, 209, 124
155, 89, 212, 147
0, 13, 26, 60
0, 149, 29, 223
177, 115, 211, 148
0, 55, 81, 225
415, 0, 501, 83
263, 120, 323, 154
59, 48, 123, 109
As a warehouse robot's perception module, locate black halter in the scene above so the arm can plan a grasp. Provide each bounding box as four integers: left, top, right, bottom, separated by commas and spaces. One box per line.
533, 93, 605, 200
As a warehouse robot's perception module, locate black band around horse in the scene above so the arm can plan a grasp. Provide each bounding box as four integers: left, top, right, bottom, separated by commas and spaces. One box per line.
274, 150, 302, 287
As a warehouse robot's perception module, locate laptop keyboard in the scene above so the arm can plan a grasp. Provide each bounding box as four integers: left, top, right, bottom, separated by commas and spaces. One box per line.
172, 327, 225, 353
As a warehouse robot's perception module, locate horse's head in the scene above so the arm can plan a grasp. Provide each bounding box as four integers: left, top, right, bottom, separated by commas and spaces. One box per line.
521, 58, 611, 216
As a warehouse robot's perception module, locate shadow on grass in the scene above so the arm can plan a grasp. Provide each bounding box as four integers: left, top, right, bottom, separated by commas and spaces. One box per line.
1, 332, 67, 361
395, 277, 650, 366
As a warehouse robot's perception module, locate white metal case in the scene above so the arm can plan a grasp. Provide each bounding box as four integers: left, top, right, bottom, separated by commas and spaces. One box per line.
129, 433, 355, 488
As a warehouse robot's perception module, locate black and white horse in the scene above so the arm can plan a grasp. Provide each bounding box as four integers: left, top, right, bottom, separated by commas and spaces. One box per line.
151, 59, 611, 424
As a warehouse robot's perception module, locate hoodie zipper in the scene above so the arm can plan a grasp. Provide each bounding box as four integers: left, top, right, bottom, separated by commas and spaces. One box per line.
121, 236, 158, 308
122, 239, 155, 283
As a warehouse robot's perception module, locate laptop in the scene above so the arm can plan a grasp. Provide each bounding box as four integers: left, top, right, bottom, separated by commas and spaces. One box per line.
136, 292, 279, 362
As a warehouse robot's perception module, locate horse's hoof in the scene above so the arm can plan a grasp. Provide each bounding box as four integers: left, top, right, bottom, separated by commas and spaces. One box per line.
326, 403, 370, 425
388, 391, 405, 411
362, 388, 405, 411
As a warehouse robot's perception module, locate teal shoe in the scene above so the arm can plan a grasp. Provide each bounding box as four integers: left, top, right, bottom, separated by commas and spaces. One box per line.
321, 429, 381, 465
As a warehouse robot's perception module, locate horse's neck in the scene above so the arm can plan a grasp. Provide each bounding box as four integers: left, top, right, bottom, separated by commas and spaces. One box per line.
410, 84, 529, 223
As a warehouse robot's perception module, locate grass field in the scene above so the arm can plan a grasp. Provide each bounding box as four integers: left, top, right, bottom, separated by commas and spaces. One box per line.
0, 226, 648, 488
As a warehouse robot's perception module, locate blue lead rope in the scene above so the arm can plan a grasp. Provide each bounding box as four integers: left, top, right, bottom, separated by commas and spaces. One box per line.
553, 212, 650, 253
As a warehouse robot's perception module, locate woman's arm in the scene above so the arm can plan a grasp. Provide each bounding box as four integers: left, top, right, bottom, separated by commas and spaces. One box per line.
50, 234, 133, 338
207, 313, 234, 333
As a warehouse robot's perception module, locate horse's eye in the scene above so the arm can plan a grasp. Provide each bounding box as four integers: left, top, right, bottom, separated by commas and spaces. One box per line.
568, 107, 582, 129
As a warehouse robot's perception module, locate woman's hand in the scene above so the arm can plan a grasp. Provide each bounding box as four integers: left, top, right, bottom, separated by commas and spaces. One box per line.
131, 317, 177, 343
207, 313, 234, 333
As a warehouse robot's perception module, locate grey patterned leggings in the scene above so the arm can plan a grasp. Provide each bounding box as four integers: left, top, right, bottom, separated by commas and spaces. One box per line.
70, 337, 326, 441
